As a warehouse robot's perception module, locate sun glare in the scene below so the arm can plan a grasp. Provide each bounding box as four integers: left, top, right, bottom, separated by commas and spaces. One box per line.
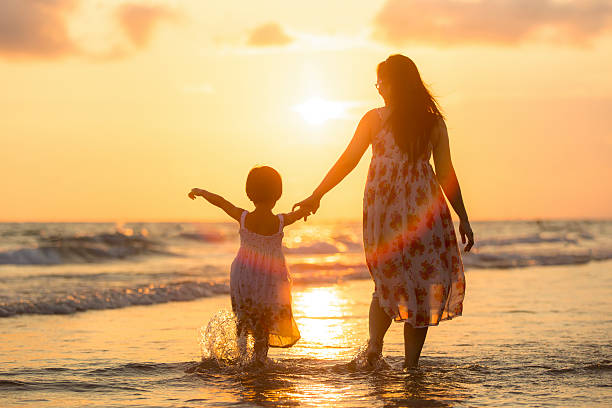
293, 286, 348, 358
293, 97, 351, 125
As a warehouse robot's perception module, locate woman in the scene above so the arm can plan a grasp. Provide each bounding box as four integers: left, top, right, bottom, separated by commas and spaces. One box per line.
294, 54, 474, 368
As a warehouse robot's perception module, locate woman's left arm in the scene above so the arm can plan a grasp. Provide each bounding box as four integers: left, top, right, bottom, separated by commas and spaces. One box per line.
431, 118, 474, 252
293, 109, 377, 214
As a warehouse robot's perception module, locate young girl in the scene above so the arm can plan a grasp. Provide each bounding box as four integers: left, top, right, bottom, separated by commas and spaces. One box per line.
188, 166, 308, 364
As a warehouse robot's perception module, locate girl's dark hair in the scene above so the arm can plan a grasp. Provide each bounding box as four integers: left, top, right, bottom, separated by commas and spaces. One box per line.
246, 166, 282, 203
377, 54, 444, 160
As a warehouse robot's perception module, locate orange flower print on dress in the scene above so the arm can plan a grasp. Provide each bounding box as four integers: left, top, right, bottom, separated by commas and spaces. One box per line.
433, 235, 442, 249
390, 163, 399, 179
409, 238, 425, 257
420, 260, 435, 281
381, 284, 390, 299
415, 286, 427, 304
416, 187, 427, 207
406, 214, 419, 232
390, 212, 402, 231
379, 164, 388, 179
369, 166, 376, 182
440, 252, 450, 269
402, 161, 411, 177
416, 311, 428, 326
382, 261, 398, 279
379, 179, 390, 198
432, 285, 445, 303
387, 187, 398, 203
425, 209, 435, 229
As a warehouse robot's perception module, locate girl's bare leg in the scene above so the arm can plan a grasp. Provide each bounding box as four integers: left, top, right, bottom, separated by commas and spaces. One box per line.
236, 321, 247, 359
403, 324, 428, 368
253, 325, 269, 364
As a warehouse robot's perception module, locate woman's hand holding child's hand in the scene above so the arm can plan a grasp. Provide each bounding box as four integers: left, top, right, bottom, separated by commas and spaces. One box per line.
292, 194, 321, 221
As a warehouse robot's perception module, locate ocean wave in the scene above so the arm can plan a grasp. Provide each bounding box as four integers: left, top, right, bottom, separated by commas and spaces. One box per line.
289, 262, 365, 271
0, 281, 229, 318
283, 242, 342, 254
546, 361, 612, 375
475, 232, 589, 247
291, 268, 371, 285
0, 232, 172, 265
176, 232, 226, 242
0, 379, 145, 392
462, 248, 612, 269
287, 248, 612, 273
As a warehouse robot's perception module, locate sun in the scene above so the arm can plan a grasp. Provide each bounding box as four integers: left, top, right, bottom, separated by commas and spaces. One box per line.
293, 97, 352, 125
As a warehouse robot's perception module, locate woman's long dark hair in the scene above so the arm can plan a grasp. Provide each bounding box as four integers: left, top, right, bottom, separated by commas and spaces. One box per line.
377, 54, 443, 160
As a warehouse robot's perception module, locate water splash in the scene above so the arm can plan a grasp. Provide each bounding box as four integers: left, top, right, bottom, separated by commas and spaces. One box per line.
198, 310, 258, 368
345, 341, 392, 371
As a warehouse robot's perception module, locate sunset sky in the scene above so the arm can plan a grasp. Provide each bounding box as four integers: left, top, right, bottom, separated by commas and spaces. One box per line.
1, 0, 611, 222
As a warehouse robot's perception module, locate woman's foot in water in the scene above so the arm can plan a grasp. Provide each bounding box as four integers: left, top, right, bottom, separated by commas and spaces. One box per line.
402, 360, 420, 371
364, 339, 390, 370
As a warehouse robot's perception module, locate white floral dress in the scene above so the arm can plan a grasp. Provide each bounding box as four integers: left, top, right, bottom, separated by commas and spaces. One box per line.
230, 211, 300, 347
363, 108, 466, 328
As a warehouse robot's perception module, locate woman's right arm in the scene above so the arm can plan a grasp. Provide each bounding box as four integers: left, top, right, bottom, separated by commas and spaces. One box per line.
293, 109, 377, 215
431, 119, 474, 251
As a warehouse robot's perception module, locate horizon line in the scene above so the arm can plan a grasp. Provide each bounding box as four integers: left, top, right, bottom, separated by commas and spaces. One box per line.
0, 216, 610, 223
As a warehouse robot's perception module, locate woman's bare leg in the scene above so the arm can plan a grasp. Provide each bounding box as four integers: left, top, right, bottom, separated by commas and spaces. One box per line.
367, 295, 392, 364
403, 324, 428, 368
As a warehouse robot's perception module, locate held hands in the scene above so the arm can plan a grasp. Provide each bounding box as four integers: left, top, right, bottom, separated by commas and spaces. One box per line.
188, 188, 204, 200
459, 218, 474, 252
292, 194, 321, 221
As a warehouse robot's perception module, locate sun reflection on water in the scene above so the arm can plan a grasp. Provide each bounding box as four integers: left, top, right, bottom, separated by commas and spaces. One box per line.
292, 286, 351, 359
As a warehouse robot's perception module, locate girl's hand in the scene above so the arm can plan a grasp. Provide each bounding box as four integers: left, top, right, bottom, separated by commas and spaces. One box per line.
188, 188, 202, 200
292, 194, 321, 221
459, 218, 474, 252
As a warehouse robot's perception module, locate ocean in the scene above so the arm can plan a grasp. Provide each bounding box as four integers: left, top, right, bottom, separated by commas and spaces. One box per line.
1, 220, 611, 407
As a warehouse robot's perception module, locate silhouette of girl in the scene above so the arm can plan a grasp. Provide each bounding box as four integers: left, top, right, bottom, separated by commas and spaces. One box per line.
190, 166, 306, 364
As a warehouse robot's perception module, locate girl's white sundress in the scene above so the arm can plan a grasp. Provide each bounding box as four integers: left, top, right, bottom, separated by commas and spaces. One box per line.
230, 210, 300, 347
363, 107, 466, 328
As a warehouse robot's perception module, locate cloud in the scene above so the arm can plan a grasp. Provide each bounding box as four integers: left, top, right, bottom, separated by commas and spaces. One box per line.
0, 1, 181, 60
0, 0, 78, 59
247, 22, 293, 47
373, 0, 612, 46
115, 3, 179, 48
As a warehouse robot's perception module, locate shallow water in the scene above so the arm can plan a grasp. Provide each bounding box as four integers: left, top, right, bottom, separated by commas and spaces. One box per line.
1, 220, 611, 317
1, 261, 611, 407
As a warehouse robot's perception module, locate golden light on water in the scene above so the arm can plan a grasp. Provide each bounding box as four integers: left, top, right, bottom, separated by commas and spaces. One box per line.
295, 287, 343, 318
293, 286, 349, 358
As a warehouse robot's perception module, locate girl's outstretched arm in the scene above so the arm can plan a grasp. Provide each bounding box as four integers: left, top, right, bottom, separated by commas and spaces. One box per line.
188, 188, 244, 222
282, 207, 312, 227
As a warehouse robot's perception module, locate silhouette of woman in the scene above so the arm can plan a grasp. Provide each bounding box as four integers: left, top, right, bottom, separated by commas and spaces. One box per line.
294, 54, 474, 368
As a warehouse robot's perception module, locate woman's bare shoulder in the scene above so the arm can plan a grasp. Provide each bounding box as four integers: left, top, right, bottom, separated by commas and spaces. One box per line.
363, 107, 381, 121
360, 107, 385, 131
430, 116, 448, 147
